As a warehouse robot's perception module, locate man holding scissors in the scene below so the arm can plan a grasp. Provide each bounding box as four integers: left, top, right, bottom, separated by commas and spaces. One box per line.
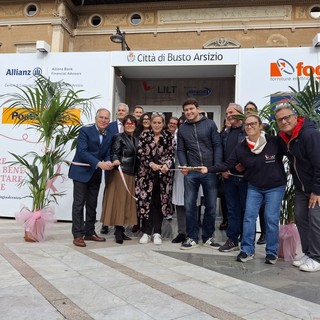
177, 98, 222, 250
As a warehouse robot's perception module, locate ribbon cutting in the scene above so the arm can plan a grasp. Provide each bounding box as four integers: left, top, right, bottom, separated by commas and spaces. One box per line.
118, 165, 138, 200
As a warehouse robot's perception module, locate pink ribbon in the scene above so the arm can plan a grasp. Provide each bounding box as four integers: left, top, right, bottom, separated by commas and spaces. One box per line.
15, 206, 56, 242
33, 210, 42, 220
46, 164, 61, 192
118, 166, 138, 200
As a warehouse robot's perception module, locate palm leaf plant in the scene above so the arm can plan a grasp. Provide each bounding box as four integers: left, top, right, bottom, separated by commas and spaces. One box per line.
1, 76, 98, 240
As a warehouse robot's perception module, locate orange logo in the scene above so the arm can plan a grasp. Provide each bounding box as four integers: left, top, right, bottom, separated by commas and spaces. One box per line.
270, 59, 295, 77
270, 58, 320, 79
2, 107, 81, 125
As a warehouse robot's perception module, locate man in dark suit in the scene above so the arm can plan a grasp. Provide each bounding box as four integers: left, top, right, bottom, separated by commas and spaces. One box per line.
106, 102, 129, 135
69, 108, 114, 247
100, 102, 129, 234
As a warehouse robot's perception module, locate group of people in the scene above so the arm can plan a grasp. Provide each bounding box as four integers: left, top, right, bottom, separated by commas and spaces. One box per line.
68, 98, 320, 273
68, 103, 176, 246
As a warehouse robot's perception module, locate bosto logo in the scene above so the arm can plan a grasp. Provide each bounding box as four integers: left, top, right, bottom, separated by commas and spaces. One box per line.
270, 58, 320, 79
127, 52, 135, 62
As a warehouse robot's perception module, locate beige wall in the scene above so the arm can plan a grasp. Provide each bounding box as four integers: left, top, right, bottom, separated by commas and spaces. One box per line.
0, 1, 320, 53
0, 0, 318, 117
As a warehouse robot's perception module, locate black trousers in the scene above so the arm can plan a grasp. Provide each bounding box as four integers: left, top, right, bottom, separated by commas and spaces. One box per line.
71, 170, 101, 238
142, 181, 163, 235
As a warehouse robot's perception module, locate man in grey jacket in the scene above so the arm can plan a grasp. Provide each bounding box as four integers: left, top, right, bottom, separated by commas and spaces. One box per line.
177, 98, 222, 249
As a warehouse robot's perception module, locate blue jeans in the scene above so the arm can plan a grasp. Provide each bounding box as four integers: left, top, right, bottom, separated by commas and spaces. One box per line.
184, 171, 218, 242
224, 176, 248, 245
241, 183, 286, 256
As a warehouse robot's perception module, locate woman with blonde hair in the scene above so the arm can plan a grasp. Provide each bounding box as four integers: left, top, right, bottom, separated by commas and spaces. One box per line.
136, 112, 175, 245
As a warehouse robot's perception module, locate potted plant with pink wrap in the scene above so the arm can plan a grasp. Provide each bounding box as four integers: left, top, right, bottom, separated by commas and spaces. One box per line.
1, 76, 97, 241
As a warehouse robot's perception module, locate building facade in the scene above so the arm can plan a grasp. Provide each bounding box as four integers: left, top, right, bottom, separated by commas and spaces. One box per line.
0, 1, 320, 53
1, 1, 320, 115
1, 1, 320, 219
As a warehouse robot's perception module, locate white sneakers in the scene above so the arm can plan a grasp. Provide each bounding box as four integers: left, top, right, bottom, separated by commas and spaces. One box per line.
139, 233, 151, 244
153, 233, 162, 245
139, 233, 162, 245
293, 254, 320, 272
292, 254, 309, 267
299, 257, 320, 272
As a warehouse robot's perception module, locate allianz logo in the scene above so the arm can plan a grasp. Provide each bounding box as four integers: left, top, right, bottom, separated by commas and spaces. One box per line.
5, 67, 42, 76
186, 87, 212, 97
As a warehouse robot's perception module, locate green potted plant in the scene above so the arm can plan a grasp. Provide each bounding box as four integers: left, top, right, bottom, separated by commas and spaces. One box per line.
1, 76, 98, 241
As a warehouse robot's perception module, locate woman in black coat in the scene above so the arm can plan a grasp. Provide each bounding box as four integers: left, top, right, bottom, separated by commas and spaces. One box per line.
101, 115, 139, 244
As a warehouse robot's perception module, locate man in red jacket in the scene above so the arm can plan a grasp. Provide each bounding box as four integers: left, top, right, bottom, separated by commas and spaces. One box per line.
275, 104, 320, 272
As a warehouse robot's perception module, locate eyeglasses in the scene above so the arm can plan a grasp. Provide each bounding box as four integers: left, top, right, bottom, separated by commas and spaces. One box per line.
124, 122, 136, 126
168, 122, 178, 126
245, 108, 257, 113
143, 118, 151, 121
276, 114, 296, 124
151, 112, 165, 121
244, 122, 258, 128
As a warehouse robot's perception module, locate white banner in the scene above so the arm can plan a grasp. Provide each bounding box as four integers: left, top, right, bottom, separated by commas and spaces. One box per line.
111, 48, 240, 66
0, 52, 111, 220
2, 47, 320, 220
238, 47, 320, 108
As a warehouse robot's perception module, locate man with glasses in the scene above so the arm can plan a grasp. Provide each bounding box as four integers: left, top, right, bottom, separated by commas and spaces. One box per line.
275, 104, 320, 272
177, 98, 222, 249
218, 102, 247, 253
167, 116, 179, 134
69, 108, 114, 247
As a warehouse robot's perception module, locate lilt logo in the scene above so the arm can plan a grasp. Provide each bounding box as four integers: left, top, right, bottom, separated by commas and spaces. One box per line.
270, 58, 320, 79
142, 81, 153, 91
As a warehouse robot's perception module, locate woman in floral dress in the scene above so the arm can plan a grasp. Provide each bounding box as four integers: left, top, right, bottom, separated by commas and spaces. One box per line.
136, 113, 175, 245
